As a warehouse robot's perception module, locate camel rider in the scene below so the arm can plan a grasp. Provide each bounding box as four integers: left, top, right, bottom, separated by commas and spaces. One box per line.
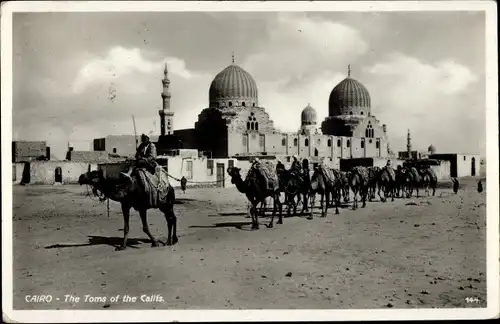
276, 159, 285, 174
121, 134, 157, 179
291, 155, 301, 172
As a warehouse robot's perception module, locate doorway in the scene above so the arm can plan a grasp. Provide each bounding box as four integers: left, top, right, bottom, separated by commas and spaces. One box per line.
471, 157, 476, 176
55, 167, 62, 183
216, 163, 225, 188
21, 162, 31, 185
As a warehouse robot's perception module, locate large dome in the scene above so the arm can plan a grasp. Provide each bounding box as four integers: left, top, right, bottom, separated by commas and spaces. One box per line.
209, 64, 258, 109
301, 104, 317, 125
328, 76, 371, 117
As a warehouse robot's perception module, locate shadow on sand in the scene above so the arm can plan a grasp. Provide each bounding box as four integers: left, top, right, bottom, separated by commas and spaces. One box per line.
174, 198, 197, 205
189, 221, 254, 231
44, 235, 152, 250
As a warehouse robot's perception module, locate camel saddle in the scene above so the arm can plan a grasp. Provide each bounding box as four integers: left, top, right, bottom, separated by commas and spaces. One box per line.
320, 166, 337, 185
381, 166, 396, 182
134, 166, 171, 209
250, 161, 279, 192
352, 166, 370, 184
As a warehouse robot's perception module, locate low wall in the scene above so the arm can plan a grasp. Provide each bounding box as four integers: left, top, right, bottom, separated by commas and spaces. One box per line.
13, 161, 98, 185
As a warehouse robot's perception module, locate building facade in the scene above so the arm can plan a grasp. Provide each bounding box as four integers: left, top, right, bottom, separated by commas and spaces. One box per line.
156, 61, 391, 164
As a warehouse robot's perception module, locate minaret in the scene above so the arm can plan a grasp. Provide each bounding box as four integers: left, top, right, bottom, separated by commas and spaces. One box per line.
407, 129, 412, 158
159, 62, 174, 136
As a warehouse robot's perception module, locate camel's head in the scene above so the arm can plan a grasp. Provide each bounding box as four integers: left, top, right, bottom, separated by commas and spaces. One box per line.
78, 170, 102, 186
227, 167, 241, 183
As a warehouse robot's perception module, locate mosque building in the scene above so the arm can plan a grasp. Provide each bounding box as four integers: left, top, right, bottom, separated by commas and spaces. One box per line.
156, 58, 392, 168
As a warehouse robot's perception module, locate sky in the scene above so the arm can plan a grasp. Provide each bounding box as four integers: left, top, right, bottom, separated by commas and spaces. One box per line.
12, 11, 486, 160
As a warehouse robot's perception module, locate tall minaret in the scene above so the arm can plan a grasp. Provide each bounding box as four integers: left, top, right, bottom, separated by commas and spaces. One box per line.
159, 62, 174, 136
406, 128, 412, 157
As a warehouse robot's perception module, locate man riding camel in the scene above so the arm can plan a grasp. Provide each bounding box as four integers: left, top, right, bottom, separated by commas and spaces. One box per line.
291, 155, 301, 172
121, 134, 157, 180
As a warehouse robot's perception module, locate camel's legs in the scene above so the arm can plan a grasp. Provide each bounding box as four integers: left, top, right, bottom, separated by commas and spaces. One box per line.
277, 194, 283, 224
268, 197, 276, 228
321, 192, 327, 217
160, 204, 178, 246
352, 188, 358, 210
139, 209, 160, 247
308, 192, 315, 220
116, 204, 131, 251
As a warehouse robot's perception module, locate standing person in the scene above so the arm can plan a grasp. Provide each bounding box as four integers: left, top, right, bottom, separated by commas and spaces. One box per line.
121, 133, 157, 179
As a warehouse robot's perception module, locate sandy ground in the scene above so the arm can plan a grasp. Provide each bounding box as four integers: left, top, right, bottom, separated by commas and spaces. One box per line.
11, 178, 487, 310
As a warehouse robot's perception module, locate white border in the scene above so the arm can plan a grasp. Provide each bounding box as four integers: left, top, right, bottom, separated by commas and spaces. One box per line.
1, 1, 498, 322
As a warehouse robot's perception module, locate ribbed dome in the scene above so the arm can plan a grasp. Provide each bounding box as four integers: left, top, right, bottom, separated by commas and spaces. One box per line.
301, 104, 317, 125
328, 77, 371, 117
209, 64, 258, 108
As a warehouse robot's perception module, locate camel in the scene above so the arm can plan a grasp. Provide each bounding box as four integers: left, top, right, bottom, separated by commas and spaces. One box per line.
349, 166, 369, 210
403, 166, 422, 198
367, 166, 381, 201
78, 167, 177, 251
394, 166, 405, 198
309, 165, 340, 218
377, 166, 397, 202
340, 171, 351, 203
227, 165, 283, 229
418, 166, 437, 196
278, 168, 310, 216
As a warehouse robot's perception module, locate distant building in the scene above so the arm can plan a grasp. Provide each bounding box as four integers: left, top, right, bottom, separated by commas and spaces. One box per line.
12, 141, 50, 162
93, 134, 159, 156
429, 153, 481, 178
151, 61, 391, 170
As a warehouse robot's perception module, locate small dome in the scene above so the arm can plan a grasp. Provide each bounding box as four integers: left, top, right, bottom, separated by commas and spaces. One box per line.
209, 64, 258, 108
428, 144, 436, 154
301, 104, 317, 125
328, 74, 371, 117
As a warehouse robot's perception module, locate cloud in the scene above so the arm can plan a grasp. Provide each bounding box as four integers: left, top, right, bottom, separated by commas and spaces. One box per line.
363, 52, 481, 153
71, 46, 203, 94
243, 13, 368, 82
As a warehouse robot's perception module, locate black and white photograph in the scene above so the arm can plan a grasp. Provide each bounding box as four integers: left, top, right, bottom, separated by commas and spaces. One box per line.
2, 1, 498, 322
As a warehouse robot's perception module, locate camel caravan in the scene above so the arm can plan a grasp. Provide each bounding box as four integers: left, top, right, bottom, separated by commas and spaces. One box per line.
78, 133, 439, 251
226, 156, 439, 229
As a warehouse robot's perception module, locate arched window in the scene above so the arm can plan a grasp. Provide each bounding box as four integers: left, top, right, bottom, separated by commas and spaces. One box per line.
253, 103, 255, 107
349, 111, 353, 115
293, 138, 298, 146
250, 122, 254, 130
337, 139, 341, 147
242, 102, 246, 107
361, 111, 364, 115
314, 148, 319, 156
376, 141, 380, 149
361, 141, 365, 149
327, 139, 332, 147
365, 124, 374, 138
282, 138, 286, 146
305, 138, 309, 146
346, 140, 350, 148
112, 148, 117, 154
255, 123, 259, 131
247, 122, 250, 130
228, 102, 232, 107
317, 138, 321, 145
